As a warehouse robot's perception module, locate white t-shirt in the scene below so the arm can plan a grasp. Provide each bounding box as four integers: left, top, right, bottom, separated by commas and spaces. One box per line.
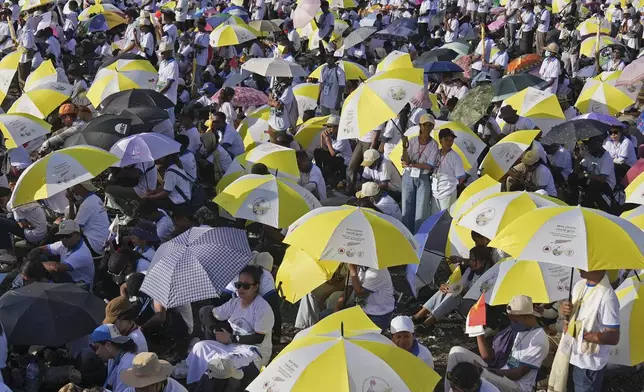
214, 296, 275, 367
505, 0, 520, 23
501, 327, 549, 392
603, 137, 636, 166
179, 151, 198, 180
133, 162, 158, 198
299, 164, 327, 201
48, 240, 95, 287
357, 267, 395, 316
527, 164, 557, 197
431, 149, 466, 200
194, 32, 209, 66
75, 193, 109, 254
12, 203, 47, 243
536, 7, 550, 32
411, 340, 434, 368
162, 23, 178, 46
224, 269, 276, 298
363, 159, 402, 192
106, 351, 136, 392
375, 194, 402, 221
444, 18, 459, 43
207, 145, 233, 173
405, 138, 439, 175
319, 65, 346, 110
179, 127, 202, 154
496, 116, 537, 135
317, 12, 335, 39
220, 102, 237, 127
382, 118, 404, 159
548, 146, 573, 178
158, 58, 179, 105
331, 137, 353, 165
580, 151, 616, 190
520, 10, 535, 32
128, 327, 148, 353
134, 245, 155, 273
0, 22, 12, 51
163, 164, 192, 204
219, 124, 245, 157
569, 279, 620, 371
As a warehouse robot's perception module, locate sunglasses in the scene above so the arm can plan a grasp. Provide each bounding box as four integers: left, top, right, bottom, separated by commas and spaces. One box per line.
234, 282, 256, 290
610, 131, 620, 135
60, 233, 76, 239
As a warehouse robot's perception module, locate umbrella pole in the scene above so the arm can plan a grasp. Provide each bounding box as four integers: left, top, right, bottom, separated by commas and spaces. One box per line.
341, 272, 350, 311
635, 270, 641, 282
568, 267, 574, 303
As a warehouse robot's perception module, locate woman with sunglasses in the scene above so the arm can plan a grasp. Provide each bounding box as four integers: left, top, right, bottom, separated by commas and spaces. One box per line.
603, 125, 636, 184
186, 266, 275, 391
88, 324, 138, 392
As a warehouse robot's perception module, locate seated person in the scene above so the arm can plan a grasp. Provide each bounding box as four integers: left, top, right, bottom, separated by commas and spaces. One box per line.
356, 182, 402, 221
506, 151, 557, 197
360, 149, 402, 194
104, 159, 157, 216
29, 220, 95, 288
127, 219, 159, 270
136, 204, 175, 243
176, 134, 198, 180
11, 258, 51, 289
0, 201, 47, 260
68, 181, 110, 256
103, 296, 149, 353
445, 295, 549, 392
120, 352, 187, 392
140, 153, 192, 212
189, 266, 274, 390
87, 324, 138, 392
390, 316, 434, 368
447, 362, 501, 392
412, 246, 494, 332
296, 150, 327, 201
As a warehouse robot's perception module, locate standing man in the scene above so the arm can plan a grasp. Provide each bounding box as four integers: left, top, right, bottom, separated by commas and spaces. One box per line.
317, 53, 345, 115
192, 18, 209, 93
539, 43, 561, 95
559, 16, 580, 77
17, 11, 36, 87
444, 10, 459, 44
175, 0, 188, 31
157, 41, 179, 125
505, 0, 520, 48
315, 1, 334, 50
518, 2, 535, 54
535, 0, 550, 55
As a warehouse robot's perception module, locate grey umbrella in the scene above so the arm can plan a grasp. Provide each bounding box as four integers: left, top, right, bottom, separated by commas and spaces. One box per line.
342, 26, 377, 49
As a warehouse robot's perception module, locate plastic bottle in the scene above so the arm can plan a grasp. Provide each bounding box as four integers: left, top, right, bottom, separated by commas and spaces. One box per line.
24, 357, 41, 392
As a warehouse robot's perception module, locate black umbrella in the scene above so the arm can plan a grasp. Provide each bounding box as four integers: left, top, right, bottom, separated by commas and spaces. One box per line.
491, 74, 547, 102
99, 89, 174, 112
64, 115, 134, 150
540, 119, 610, 150
0, 283, 105, 346
413, 48, 459, 66
117, 106, 170, 133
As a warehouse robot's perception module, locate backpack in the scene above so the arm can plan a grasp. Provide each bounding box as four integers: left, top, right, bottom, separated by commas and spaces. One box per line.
166, 168, 206, 209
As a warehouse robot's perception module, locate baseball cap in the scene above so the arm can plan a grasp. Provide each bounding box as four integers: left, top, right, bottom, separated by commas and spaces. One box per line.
356, 182, 380, 198
103, 296, 135, 324
506, 295, 539, 317
90, 324, 131, 344
390, 315, 414, 334
326, 115, 340, 126
419, 113, 435, 125
361, 149, 381, 167
521, 150, 539, 166
438, 128, 457, 139
79, 180, 97, 192
57, 220, 80, 236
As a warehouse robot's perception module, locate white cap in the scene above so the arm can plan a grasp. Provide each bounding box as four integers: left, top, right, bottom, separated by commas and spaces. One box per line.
506, 295, 539, 317
390, 316, 414, 334
138, 17, 151, 26
356, 182, 380, 199
361, 149, 381, 167
326, 115, 340, 126
159, 41, 173, 52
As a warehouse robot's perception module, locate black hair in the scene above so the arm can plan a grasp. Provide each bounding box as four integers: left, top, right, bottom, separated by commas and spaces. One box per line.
125, 8, 138, 18
106, 339, 138, 354
174, 134, 190, 151
218, 87, 235, 104
239, 265, 262, 285
124, 272, 146, 297
295, 150, 309, 163
20, 258, 48, 282
470, 230, 488, 242
250, 163, 269, 175
212, 111, 226, 122
469, 245, 494, 265
449, 362, 481, 389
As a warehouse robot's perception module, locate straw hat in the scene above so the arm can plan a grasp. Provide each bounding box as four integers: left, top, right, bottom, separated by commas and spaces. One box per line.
545, 42, 559, 54
120, 352, 174, 388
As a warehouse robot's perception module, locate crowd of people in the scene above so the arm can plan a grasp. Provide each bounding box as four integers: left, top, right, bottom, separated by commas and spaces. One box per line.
0, 0, 641, 390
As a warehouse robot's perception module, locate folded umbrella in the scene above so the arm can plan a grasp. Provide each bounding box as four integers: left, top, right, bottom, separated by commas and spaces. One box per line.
491, 74, 547, 102
109, 132, 181, 167
63, 115, 134, 151
422, 61, 464, 74
0, 283, 105, 346
540, 119, 610, 150
141, 226, 252, 308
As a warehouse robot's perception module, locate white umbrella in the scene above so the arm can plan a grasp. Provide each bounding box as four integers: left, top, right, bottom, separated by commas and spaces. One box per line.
109, 132, 181, 167
241, 58, 308, 78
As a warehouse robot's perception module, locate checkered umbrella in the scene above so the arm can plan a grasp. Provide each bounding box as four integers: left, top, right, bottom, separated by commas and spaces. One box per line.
141, 227, 252, 308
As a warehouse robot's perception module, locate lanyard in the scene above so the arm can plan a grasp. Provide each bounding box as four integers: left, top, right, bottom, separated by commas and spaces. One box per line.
417, 142, 429, 162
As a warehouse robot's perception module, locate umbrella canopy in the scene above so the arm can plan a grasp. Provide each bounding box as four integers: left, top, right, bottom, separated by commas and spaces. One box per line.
376, 50, 413, 73
248, 19, 281, 36
450, 175, 502, 219
330, 0, 357, 8
572, 113, 625, 128
209, 23, 257, 47
87, 59, 158, 107
9, 82, 73, 119
609, 277, 644, 366
0, 113, 51, 149
540, 119, 609, 150
237, 105, 271, 150
576, 18, 610, 35
413, 48, 458, 66
441, 41, 470, 58
21, 0, 52, 11
624, 161, 644, 187
338, 68, 424, 140
116, 106, 170, 133
241, 58, 308, 78
24, 59, 58, 91
247, 307, 440, 392
0, 283, 105, 346
499, 87, 565, 133
141, 226, 252, 308
506, 54, 543, 75
292, 0, 320, 28
479, 130, 540, 181
244, 142, 300, 178
211, 86, 268, 108
84, 12, 126, 32
78, 3, 123, 20
449, 84, 493, 127
309, 61, 370, 81
222, 5, 249, 20
276, 246, 340, 304
284, 205, 420, 269
456, 191, 564, 240
592, 71, 642, 101
0, 50, 21, 104
464, 259, 581, 305
293, 115, 330, 154
9, 146, 118, 208
491, 74, 547, 102
580, 35, 619, 57
422, 61, 464, 74
293, 83, 320, 119
109, 132, 181, 167
616, 57, 644, 87
99, 89, 174, 112
621, 206, 644, 229
489, 206, 644, 271
214, 174, 322, 228
625, 173, 644, 205
64, 115, 134, 151
341, 26, 377, 49
575, 80, 634, 116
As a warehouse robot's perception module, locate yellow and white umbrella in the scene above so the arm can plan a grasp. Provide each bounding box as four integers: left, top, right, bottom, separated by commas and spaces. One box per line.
478, 130, 540, 181
490, 206, 644, 271
457, 191, 564, 240
294, 115, 330, 154
214, 174, 322, 228
552, 0, 570, 13
24, 59, 58, 91
593, 71, 643, 101
9, 146, 119, 208
9, 82, 73, 119
0, 113, 51, 149
236, 105, 270, 150
297, 20, 342, 51
247, 307, 440, 392
293, 83, 320, 120
464, 259, 581, 305
450, 175, 501, 220
21, 0, 52, 11
625, 173, 644, 205
446, 221, 475, 258
245, 142, 300, 178
78, 3, 123, 20
248, 20, 281, 36
209, 24, 258, 47
376, 50, 413, 73
215, 153, 249, 194
338, 68, 424, 140
575, 79, 634, 116
576, 18, 610, 35
621, 206, 644, 229
309, 60, 370, 81
276, 246, 340, 304
0, 50, 22, 105
498, 87, 565, 133
580, 35, 619, 57
609, 277, 644, 366
330, 0, 357, 8
87, 58, 158, 107
285, 205, 420, 269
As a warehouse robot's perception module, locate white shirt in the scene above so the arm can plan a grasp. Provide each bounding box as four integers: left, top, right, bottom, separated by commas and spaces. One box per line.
418, 0, 432, 23
539, 57, 561, 95
319, 65, 346, 110
179, 151, 197, 180
220, 101, 237, 127
162, 23, 178, 46
347, 44, 366, 59
536, 7, 550, 32
444, 18, 459, 43
405, 138, 439, 175
287, 30, 301, 52
268, 84, 297, 131
12, 203, 47, 243
128, 327, 148, 353
497, 116, 537, 135
179, 127, 202, 153
139, 31, 154, 57
357, 267, 395, 316
46, 36, 61, 61
431, 149, 466, 199
163, 164, 192, 204
207, 144, 233, 173
375, 194, 402, 220
383, 118, 404, 159
158, 58, 179, 105
527, 164, 557, 197
194, 32, 209, 66
477, 0, 491, 13
317, 12, 335, 40
363, 159, 402, 192
520, 10, 536, 32
218, 124, 245, 157
0, 22, 12, 51
18, 26, 35, 64
134, 245, 154, 273
214, 296, 275, 367
548, 146, 573, 178
501, 328, 549, 392
604, 136, 636, 166
411, 340, 434, 368
133, 162, 158, 198
48, 240, 95, 287
506, 0, 520, 24
331, 137, 353, 165
580, 150, 616, 189
175, 0, 188, 21
299, 164, 327, 201
75, 193, 109, 254
106, 351, 136, 392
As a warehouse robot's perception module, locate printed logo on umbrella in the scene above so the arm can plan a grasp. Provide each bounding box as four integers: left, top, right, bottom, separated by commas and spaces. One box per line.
252, 198, 271, 215
361, 376, 393, 392
475, 208, 495, 226
387, 86, 406, 101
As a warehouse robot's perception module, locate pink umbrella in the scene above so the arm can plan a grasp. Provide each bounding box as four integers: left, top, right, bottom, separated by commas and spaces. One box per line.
488, 18, 505, 32
293, 0, 320, 28
624, 159, 644, 186
454, 54, 473, 80
616, 57, 644, 87
212, 87, 268, 109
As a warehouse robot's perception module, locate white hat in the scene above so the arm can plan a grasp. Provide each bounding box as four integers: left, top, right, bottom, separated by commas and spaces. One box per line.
326, 115, 340, 126
356, 182, 380, 199
361, 149, 381, 167
249, 251, 274, 272
138, 17, 151, 26
390, 316, 414, 334
207, 357, 244, 380
506, 295, 540, 317
159, 41, 173, 53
